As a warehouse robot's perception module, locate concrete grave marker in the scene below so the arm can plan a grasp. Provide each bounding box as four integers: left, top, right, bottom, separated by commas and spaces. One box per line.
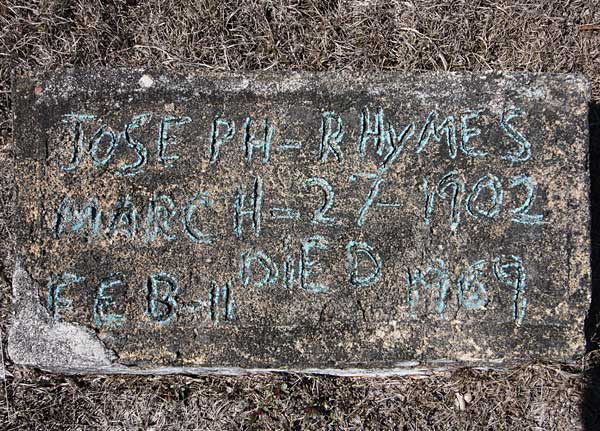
9, 70, 591, 374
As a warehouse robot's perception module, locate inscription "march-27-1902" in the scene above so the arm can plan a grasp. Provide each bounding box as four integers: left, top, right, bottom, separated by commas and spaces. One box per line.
11, 70, 590, 370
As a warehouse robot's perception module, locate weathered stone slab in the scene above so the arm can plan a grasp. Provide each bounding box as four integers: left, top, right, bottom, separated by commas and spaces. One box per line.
9, 69, 591, 373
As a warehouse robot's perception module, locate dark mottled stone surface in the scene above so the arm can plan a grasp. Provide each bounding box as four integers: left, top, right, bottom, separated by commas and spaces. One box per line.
8, 69, 591, 373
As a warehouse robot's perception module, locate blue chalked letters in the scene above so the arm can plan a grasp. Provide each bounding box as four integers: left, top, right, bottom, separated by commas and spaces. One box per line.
346, 240, 382, 286
90, 125, 118, 167
146, 272, 180, 324
48, 104, 544, 329
53, 197, 101, 238
243, 117, 273, 164
406, 259, 450, 318
240, 250, 278, 288
460, 109, 487, 157
358, 107, 389, 158
320, 112, 344, 162
500, 107, 531, 163
466, 174, 503, 219
457, 260, 489, 310
93, 273, 126, 327
118, 113, 151, 176
60, 114, 96, 171
509, 174, 544, 224
437, 171, 465, 228
157, 116, 191, 166
304, 177, 335, 224
494, 255, 527, 324
416, 111, 458, 159
209, 117, 235, 164
233, 176, 263, 238
299, 235, 329, 293
109, 194, 138, 239
145, 194, 178, 242
209, 281, 235, 323
47, 272, 84, 320
182, 192, 214, 244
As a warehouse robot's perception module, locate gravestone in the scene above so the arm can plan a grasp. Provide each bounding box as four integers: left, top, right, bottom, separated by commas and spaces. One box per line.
8, 70, 591, 374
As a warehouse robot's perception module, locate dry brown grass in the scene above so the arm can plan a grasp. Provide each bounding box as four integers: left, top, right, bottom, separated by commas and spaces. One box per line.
0, 364, 590, 430
0, 0, 599, 429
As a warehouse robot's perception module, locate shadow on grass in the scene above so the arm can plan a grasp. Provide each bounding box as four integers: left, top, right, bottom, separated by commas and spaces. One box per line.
583, 101, 600, 429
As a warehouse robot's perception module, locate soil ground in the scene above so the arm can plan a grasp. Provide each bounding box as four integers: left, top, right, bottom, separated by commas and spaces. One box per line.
0, 1, 599, 429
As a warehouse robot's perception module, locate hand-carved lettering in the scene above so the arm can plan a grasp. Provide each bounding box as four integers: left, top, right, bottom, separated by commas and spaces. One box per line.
90, 125, 118, 167
93, 273, 126, 327
500, 107, 531, 163
240, 250, 278, 288
118, 113, 151, 177
157, 116, 192, 167
494, 255, 527, 324
466, 174, 503, 219
109, 194, 139, 239
209, 281, 235, 323
348, 173, 384, 227
358, 107, 390, 158
406, 259, 450, 319
304, 177, 335, 225
509, 174, 544, 224
146, 194, 178, 242
320, 112, 344, 163
437, 171, 465, 228
243, 117, 273, 164
416, 111, 457, 159
379, 122, 414, 173
233, 176, 263, 238
460, 109, 487, 157
53, 197, 101, 238
346, 240, 382, 287
182, 192, 214, 244
299, 235, 329, 293
457, 260, 489, 310
60, 114, 96, 171
209, 117, 235, 164
47, 272, 84, 320
146, 272, 179, 324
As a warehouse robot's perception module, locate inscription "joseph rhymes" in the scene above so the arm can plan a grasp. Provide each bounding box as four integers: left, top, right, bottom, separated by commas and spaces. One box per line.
57, 106, 531, 174
12, 71, 590, 368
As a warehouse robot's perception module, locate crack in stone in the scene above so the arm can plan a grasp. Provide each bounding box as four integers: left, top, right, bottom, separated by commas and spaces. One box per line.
7, 260, 119, 371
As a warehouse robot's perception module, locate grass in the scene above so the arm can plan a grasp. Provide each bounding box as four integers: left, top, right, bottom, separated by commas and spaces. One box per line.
0, 0, 599, 429
1, 364, 592, 430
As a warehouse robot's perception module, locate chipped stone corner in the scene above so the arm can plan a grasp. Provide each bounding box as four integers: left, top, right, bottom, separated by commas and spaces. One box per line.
7, 261, 121, 373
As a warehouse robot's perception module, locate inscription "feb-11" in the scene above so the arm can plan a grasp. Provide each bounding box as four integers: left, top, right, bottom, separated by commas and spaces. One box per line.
9, 70, 591, 373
